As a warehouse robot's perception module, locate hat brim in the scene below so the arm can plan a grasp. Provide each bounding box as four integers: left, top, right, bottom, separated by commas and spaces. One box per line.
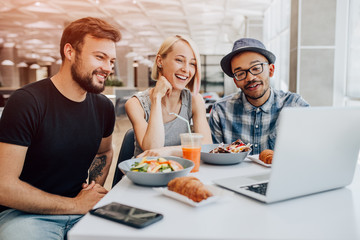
220, 47, 276, 78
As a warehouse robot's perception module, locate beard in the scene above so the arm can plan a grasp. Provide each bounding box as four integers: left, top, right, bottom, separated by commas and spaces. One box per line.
242, 80, 270, 100
71, 56, 106, 94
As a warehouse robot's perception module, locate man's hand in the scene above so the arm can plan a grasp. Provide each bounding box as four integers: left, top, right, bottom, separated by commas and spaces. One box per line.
74, 181, 108, 214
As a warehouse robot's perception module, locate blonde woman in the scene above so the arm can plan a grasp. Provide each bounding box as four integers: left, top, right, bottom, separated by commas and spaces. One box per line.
125, 35, 212, 157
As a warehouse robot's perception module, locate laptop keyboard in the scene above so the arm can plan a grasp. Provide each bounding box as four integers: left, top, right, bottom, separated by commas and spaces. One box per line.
241, 183, 268, 195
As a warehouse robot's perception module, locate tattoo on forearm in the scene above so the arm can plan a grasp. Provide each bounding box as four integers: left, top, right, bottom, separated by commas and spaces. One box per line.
89, 155, 107, 182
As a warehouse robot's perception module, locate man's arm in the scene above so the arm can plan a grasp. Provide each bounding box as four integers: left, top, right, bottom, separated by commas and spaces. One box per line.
88, 135, 113, 186
294, 95, 310, 107
0, 142, 107, 215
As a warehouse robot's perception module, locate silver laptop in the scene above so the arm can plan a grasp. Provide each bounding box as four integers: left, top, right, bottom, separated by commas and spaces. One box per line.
213, 107, 360, 203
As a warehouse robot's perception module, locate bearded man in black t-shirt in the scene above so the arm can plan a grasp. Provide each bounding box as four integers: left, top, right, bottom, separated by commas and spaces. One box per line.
0, 17, 121, 240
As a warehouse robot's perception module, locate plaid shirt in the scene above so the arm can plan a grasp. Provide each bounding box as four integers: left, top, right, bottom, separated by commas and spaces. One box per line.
208, 88, 309, 155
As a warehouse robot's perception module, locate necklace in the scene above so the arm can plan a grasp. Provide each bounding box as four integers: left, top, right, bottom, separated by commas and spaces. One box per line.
161, 97, 181, 115
161, 102, 173, 115
161, 103, 170, 115
161, 101, 181, 117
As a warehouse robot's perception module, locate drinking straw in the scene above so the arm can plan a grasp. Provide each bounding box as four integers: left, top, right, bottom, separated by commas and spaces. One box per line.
169, 112, 192, 134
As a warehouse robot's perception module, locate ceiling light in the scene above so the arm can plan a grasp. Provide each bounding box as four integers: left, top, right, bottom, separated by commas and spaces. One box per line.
30, 63, 41, 69
37, 49, 54, 54
25, 2, 61, 13
25, 53, 40, 59
25, 21, 59, 29
138, 31, 157, 36
41, 56, 55, 62
24, 39, 45, 45
223, 33, 230, 43
39, 43, 57, 49
6, 33, 18, 38
134, 55, 144, 61
4, 42, 15, 48
1, 60, 14, 66
140, 59, 153, 67
17, 62, 28, 68
125, 52, 138, 58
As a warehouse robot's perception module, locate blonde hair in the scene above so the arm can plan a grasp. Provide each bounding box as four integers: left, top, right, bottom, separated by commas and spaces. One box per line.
151, 35, 201, 94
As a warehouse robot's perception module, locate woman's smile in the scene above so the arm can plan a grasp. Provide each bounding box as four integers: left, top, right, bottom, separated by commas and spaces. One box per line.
175, 74, 189, 81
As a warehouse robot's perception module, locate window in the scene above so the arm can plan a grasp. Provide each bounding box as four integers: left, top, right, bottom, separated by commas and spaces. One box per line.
200, 55, 225, 96
346, 0, 360, 102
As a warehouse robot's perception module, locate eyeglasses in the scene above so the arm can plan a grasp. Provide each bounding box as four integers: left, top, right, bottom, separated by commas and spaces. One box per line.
233, 62, 268, 81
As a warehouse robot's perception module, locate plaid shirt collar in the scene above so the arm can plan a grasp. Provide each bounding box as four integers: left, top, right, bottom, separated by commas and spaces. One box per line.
240, 88, 274, 114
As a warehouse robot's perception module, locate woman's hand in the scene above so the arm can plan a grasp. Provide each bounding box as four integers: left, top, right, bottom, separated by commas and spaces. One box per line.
152, 75, 172, 101
136, 146, 183, 158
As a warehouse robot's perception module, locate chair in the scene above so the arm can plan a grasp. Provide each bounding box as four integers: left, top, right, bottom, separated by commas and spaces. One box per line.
112, 128, 135, 187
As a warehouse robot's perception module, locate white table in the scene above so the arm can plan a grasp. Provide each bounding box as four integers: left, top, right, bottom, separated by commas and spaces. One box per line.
68, 160, 360, 240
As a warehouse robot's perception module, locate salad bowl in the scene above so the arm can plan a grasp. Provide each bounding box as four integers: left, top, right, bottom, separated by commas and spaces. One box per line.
118, 156, 194, 186
201, 144, 251, 165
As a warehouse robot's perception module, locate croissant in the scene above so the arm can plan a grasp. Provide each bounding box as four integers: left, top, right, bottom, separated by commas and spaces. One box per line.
168, 176, 213, 202
259, 149, 274, 164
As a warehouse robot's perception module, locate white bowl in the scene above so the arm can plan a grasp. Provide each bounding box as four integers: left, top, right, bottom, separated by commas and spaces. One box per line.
201, 144, 251, 165
118, 156, 194, 186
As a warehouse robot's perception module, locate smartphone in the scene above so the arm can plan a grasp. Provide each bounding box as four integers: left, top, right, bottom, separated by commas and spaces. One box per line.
90, 202, 163, 228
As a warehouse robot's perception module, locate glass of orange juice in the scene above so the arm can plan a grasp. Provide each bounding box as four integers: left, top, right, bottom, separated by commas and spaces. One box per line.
180, 133, 203, 172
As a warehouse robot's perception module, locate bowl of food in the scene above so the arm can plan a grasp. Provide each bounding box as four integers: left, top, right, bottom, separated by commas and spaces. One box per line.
118, 156, 194, 186
201, 139, 252, 165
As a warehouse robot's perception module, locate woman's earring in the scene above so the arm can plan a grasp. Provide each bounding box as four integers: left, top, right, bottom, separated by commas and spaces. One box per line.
158, 64, 162, 69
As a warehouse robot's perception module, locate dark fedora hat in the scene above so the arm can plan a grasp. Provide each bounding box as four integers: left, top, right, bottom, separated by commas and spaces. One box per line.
220, 38, 276, 78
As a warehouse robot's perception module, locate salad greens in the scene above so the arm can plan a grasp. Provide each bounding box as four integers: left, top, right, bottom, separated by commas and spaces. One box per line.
130, 157, 184, 173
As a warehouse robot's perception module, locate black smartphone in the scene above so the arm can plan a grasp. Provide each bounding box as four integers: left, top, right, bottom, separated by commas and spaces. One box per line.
90, 202, 163, 229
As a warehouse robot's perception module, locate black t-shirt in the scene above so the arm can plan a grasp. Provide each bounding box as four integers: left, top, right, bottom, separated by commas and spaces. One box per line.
0, 78, 115, 212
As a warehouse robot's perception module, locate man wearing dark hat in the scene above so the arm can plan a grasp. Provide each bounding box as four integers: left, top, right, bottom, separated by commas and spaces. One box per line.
209, 38, 309, 155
